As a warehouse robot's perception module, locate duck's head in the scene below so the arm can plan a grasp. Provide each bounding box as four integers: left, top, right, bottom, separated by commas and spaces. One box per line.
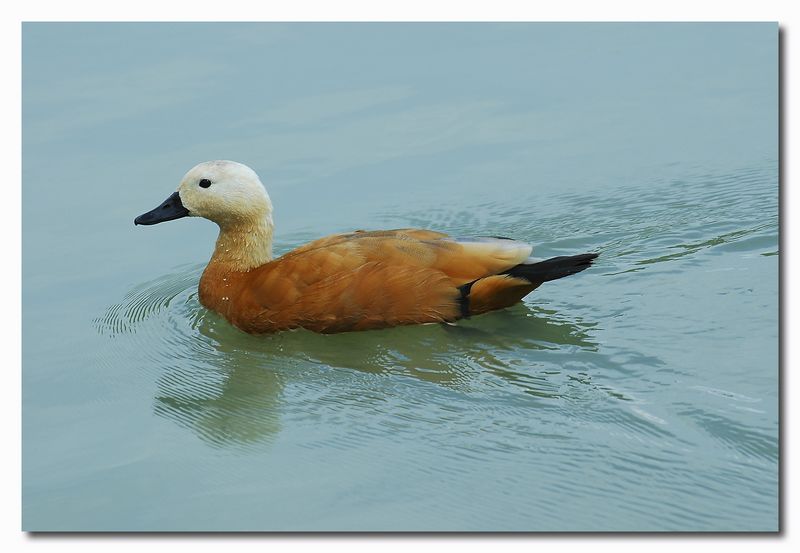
135, 160, 273, 228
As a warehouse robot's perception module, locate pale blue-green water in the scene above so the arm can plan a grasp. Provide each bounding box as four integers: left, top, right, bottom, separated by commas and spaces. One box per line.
22, 23, 778, 531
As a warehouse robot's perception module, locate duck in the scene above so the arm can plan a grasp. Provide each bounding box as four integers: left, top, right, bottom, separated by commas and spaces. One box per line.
135, 160, 598, 334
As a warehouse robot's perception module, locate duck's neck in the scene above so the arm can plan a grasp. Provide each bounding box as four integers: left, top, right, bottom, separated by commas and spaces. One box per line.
209, 216, 274, 273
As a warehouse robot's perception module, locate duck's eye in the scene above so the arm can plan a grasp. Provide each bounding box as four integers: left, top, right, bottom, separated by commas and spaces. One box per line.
199, 179, 212, 188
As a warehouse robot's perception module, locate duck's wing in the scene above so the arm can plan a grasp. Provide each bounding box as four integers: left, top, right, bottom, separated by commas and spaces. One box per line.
283, 228, 449, 256
241, 229, 535, 333
249, 261, 464, 333
277, 229, 533, 285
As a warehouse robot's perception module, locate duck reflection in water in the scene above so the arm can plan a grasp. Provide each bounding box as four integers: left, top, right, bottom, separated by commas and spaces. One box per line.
151, 299, 598, 450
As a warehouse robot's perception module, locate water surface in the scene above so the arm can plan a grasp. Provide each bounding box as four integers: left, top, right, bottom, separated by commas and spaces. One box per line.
22, 23, 778, 531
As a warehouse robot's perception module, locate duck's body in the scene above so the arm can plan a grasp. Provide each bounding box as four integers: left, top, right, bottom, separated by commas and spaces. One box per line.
135, 161, 597, 334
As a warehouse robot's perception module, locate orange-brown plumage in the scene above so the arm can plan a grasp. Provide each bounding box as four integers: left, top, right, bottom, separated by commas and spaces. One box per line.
136, 161, 598, 335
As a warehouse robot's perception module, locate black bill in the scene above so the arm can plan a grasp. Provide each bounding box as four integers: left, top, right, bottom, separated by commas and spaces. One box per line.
134, 191, 190, 226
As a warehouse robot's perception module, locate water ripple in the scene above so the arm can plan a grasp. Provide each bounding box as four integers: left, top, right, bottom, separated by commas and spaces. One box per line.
89, 161, 777, 529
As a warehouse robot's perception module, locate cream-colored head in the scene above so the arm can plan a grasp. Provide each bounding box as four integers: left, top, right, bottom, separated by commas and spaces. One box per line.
135, 160, 275, 270
177, 160, 273, 229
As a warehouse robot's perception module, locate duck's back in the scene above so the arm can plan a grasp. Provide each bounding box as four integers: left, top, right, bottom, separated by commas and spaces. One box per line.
280, 229, 533, 281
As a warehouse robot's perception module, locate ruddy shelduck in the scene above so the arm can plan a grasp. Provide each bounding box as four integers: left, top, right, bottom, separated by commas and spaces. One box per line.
135, 160, 598, 334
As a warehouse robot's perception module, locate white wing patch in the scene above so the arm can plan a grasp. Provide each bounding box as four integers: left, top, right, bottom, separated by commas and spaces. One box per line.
521, 256, 545, 265
447, 236, 533, 266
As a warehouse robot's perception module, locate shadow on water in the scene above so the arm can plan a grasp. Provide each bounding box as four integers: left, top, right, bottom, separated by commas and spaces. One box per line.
95, 269, 599, 451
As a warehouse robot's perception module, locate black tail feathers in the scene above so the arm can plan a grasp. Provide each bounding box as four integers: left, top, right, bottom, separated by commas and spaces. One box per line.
502, 252, 599, 284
